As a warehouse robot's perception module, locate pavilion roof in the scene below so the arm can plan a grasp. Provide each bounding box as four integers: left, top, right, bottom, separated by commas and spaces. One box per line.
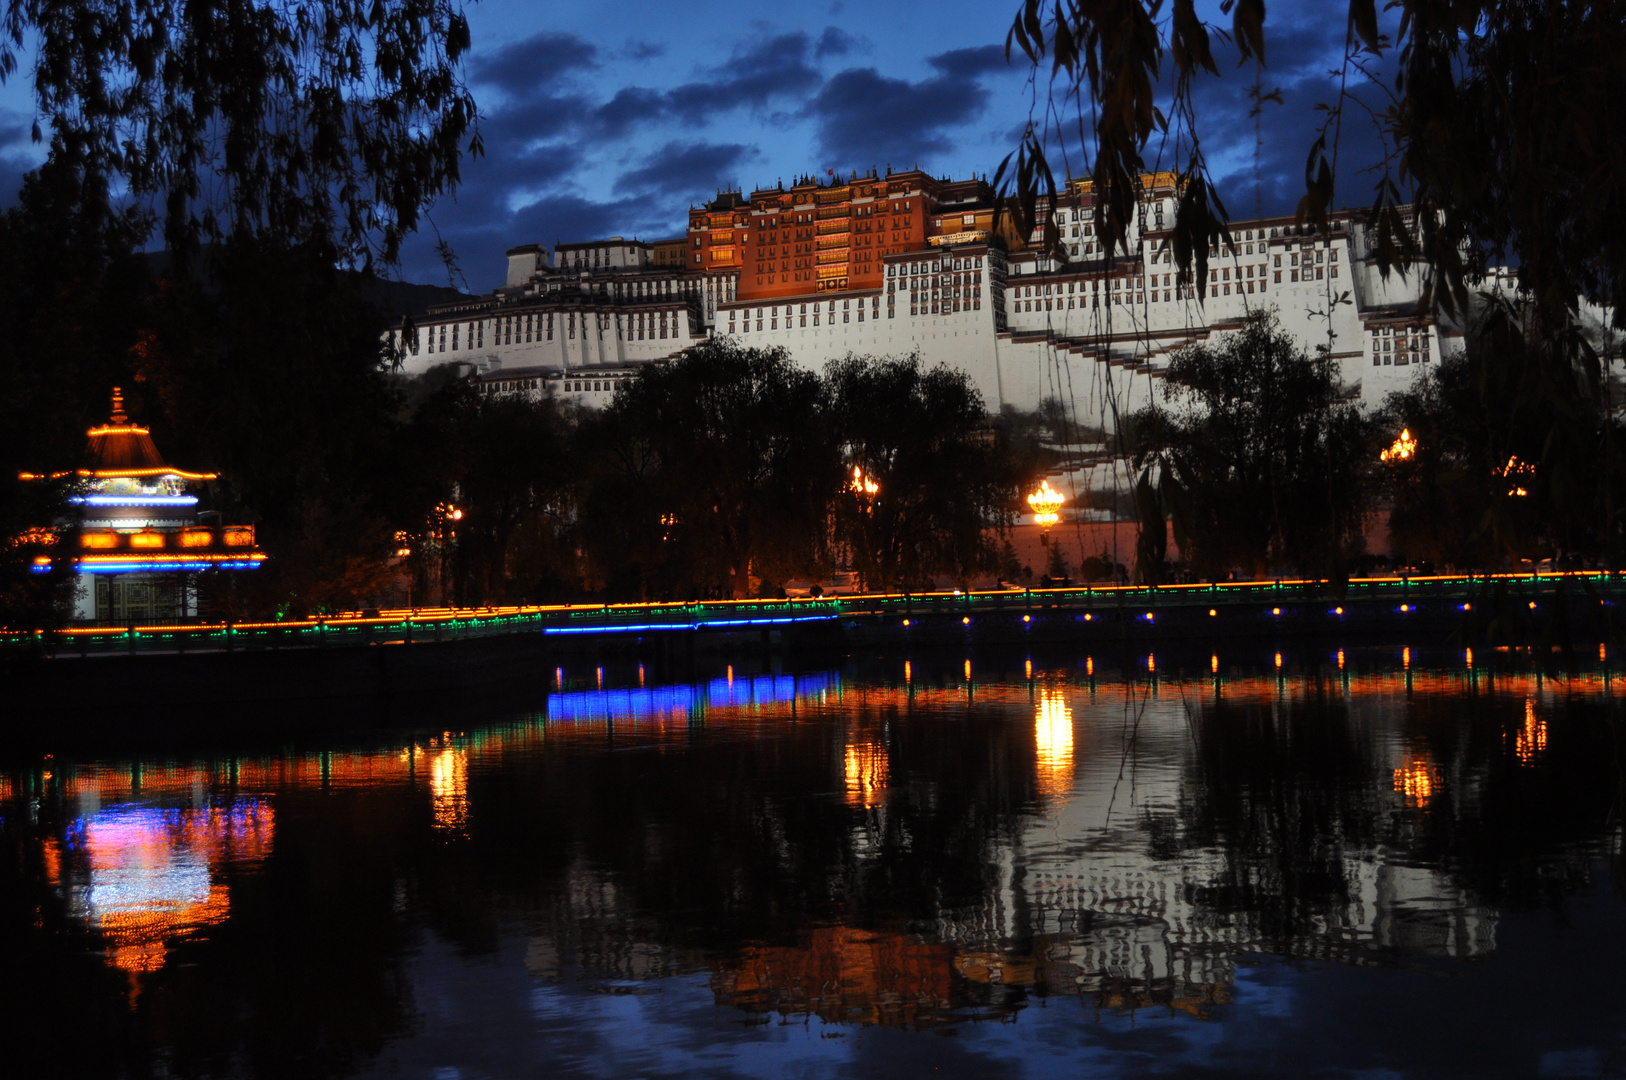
80, 388, 216, 480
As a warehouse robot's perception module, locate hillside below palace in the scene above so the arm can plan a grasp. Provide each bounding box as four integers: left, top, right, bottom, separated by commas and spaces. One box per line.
389, 169, 1450, 423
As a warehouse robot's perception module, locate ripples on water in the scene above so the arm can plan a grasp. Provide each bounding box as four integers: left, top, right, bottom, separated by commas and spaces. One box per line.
3, 647, 1625, 1078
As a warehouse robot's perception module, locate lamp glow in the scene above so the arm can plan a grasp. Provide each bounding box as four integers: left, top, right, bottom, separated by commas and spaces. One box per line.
1026, 478, 1065, 525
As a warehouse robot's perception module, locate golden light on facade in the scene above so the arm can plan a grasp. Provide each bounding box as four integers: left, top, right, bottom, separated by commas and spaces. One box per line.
1034, 687, 1075, 802
843, 740, 888, 808
1380, 428, 1417, 463
1026, 478, 1065, 525
1515, 698, 1547, 764
1393, 756, 1440, 808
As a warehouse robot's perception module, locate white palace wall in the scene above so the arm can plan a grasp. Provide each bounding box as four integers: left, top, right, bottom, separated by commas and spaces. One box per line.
392, 201, 1477, 426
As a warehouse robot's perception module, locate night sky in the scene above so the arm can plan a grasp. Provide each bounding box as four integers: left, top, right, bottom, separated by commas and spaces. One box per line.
0, 0, 1401, 292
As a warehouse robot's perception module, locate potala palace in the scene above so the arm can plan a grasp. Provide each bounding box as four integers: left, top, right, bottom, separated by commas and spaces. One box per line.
388, 169, 1453, 425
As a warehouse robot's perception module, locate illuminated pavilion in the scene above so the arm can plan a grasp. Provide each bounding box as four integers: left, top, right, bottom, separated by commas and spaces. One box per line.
26, 388, 265, 621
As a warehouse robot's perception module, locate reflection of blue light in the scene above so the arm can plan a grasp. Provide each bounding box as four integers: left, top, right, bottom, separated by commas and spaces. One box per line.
29, 563, 50, 574
71, 495, 199, 506
547, 672, 834, 723
543, 613, 836, 635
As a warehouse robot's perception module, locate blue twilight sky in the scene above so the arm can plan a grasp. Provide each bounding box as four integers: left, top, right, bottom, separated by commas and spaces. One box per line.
0, 0, 1401, 293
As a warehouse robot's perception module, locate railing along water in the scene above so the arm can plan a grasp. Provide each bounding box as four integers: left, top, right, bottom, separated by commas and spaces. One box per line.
3, 572, 1620, 657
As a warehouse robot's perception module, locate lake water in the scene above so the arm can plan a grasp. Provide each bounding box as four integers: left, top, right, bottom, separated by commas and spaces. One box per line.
4, 646, 1625, 1078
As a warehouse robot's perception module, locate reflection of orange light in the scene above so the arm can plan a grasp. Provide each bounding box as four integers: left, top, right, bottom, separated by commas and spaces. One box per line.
1515, 698, 1547, 764
1211, 655, 1218, 673
428, 746, 469, 832
1465, 648, 1474, 667
62, 801, 275, 981
1147, 654, 1155, 673
1403, 646, 1411, 669
1034, 688, 1074, 802
904, 660, 911, 684
844, 741, 888, 807
1086, 657, 1093, 677
1394, 757, 1439, 807
1338, 650, 1345, 669
1025, 659, 1032, 679
964, 659, 972, 682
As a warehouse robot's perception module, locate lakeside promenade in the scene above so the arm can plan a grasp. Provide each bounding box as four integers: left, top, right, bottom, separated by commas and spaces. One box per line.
5, 571, 1619, 659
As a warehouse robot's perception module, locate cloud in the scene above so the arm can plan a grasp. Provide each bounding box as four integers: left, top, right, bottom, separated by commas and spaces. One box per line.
592, 87, 669, 138
806, 45, 1009, 168
393, 25, 1028, 290
619, 39, 666, 61
471, 32, 598, 100
613, 142, 756, 201
665, 33, 823, 122
816, 27, 859, 59
926, 45, 1007, 80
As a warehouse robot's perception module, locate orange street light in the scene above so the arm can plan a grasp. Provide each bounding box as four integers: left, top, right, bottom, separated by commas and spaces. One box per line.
1027, 479, 1065, 525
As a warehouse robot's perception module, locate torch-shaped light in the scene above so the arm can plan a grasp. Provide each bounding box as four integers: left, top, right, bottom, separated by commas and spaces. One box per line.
1027, 479, 1065, 526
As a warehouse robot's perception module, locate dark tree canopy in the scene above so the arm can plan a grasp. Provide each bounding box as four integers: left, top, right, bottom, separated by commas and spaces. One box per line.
1131, 312, 1373, 581
1378, 296, 1625, 569
3, 0, 477, 265
826, 354, 1015, 591
578, 341, 838, 601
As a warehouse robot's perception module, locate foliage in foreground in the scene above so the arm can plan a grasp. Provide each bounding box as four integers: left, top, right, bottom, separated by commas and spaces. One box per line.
1129, 312, 1373, 583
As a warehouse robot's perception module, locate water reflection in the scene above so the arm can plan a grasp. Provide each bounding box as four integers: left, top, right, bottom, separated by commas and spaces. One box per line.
1517, 696, 1548, 764
1394, 754, 1441, 807
426, 745, 468, 834
47, 797, 273, 983
1033, 685, 1074, 803
4, 652, 1625, 1078
842, 740, 888, 808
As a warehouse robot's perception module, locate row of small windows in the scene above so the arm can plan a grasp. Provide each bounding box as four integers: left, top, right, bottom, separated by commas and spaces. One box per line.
1372, 327, 1432, 366
727, 295, 889, 330
887, 255, 982, 277
414, 308, 685, 352
481, 374, 633, 395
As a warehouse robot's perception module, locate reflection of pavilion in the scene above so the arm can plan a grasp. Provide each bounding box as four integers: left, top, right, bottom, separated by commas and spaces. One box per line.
44, 799, 274, 988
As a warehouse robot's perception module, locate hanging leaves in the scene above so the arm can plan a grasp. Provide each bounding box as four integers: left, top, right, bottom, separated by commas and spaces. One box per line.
0, 0, 479, 268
